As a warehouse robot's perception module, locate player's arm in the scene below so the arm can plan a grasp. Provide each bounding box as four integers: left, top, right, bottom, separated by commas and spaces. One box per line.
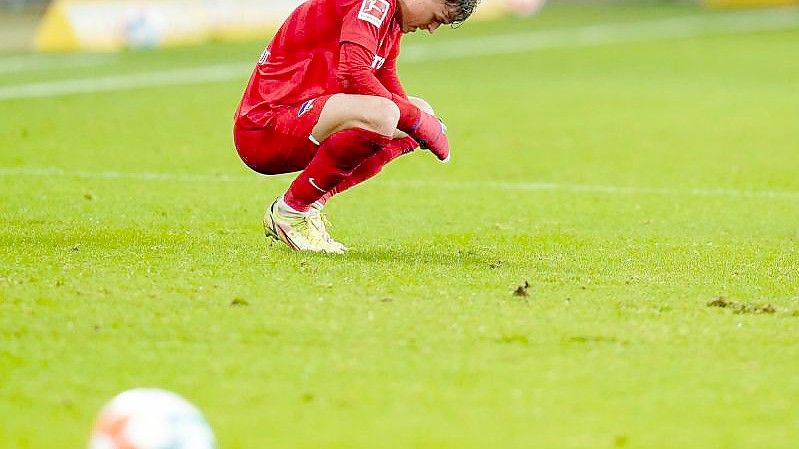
373, 46, 442, 149
375, 41, 408, 99
338, 2, 449, 161
337, 42, 448, 161
336, 42, 393, 98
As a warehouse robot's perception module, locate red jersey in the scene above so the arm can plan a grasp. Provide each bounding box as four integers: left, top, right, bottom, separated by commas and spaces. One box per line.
235, 0, 404, 129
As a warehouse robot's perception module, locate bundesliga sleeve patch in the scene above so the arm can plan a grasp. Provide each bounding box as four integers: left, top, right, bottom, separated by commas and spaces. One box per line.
357, 0, 390, 28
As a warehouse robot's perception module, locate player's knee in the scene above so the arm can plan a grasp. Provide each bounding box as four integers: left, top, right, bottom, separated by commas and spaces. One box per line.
352, 97, 399, 136
409, 96, 434, 116
367, 98, 400, 135
330, 96, 399, 137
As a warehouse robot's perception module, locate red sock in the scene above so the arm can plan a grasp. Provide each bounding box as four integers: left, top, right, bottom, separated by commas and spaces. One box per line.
284, 128, 390, 212
318, 136, 418, 206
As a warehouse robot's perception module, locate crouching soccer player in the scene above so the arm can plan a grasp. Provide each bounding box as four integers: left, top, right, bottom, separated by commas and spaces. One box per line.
234, 0, 479, 253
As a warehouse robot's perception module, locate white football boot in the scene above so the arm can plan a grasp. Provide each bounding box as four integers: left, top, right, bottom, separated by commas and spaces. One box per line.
309, 203, 348, 253
263, 198, 342, 254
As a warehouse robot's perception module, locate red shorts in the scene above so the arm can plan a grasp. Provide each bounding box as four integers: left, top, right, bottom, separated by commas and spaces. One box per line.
234, 95, 332, 175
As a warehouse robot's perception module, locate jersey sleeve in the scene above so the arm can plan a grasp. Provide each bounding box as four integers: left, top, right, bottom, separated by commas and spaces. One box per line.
337, 42, 393, 98
337, 42, 421, 134
340, 0, 395, 53
376, 38, 407, 98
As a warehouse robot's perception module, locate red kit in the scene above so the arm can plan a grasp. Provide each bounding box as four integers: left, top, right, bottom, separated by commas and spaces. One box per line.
234, 0, 405, 174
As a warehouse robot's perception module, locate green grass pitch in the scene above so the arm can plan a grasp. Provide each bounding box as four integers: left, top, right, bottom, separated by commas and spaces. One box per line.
1, 3, 798, 448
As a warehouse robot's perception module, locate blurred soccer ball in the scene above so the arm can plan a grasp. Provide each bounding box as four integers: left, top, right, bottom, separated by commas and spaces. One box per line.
88, 388, 216, 449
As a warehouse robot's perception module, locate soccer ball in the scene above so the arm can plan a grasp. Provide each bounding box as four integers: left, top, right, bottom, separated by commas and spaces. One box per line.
88, 388, 216, 449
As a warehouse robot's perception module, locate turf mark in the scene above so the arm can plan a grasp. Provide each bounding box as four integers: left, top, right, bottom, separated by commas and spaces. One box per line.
706, 297, 777, 315
513, 281, 530, 297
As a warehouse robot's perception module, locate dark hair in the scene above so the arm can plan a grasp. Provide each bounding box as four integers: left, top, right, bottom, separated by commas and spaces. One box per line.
444, 0, 480, 27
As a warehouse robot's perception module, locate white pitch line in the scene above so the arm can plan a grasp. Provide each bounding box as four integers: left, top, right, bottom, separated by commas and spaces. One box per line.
401, 8, 799, 62
0, 9, 797, 101
0, 166, 250, 183
1, 166, 797, 201
0, 62, 252, 101
392, 180, 799, 200
0, 54, 118, 75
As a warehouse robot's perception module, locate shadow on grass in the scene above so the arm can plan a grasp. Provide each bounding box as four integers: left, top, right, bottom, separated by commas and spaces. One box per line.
342, 243, 493, 270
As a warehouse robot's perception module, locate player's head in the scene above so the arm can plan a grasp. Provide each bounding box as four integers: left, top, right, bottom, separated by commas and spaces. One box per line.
398, 0, 480, 34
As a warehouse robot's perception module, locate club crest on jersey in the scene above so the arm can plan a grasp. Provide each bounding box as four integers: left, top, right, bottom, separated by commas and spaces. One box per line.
298, 99, 316, 117
357, 0, 390, 28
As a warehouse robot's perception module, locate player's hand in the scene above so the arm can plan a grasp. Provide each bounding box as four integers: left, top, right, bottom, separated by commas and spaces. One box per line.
411, 112, 450, 163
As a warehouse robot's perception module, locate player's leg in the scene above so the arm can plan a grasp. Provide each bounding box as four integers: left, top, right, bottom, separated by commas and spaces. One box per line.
315, 96, 435, 207
283, 94, 398, 212
389, 96, 435, 139
235, 93, 399, 176
269, 94, 399, 252
309, 93, 401, 142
